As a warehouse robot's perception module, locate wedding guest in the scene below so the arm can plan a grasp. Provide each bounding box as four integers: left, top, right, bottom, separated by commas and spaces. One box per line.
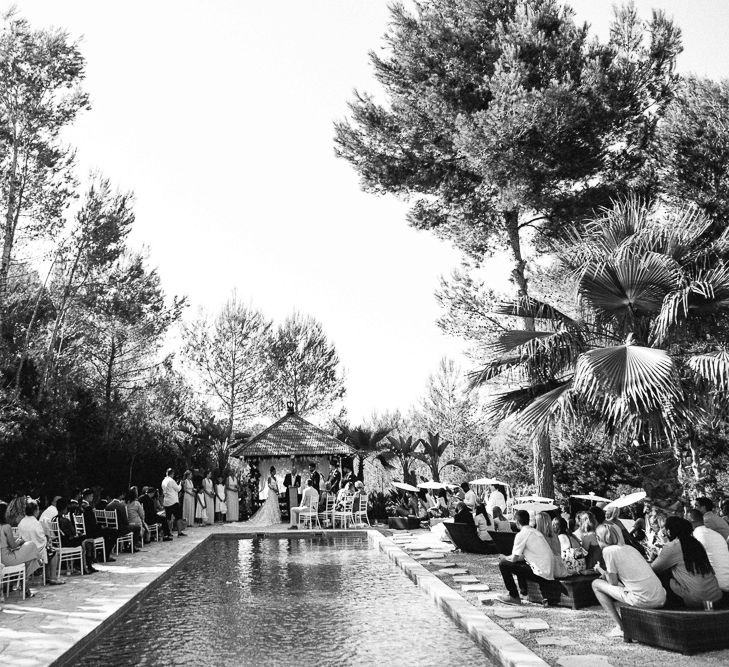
182, 470, 196, 528
693, 497, 729, 540
486, 484, 507, 516
125, 488, 148, 548
553, 516, 587, 575
17, 501, 64, 585
429, 488, 449, 518
651, 515, 722, 608
352, 481, 366, 514
592, 523, 666, 637
6, 491, 27, 527
81, 489, 119, 558
688, 509, 729, 593
215, 477, 226, 523
336, 482, 354, 507
54, 498, 97, 573
107, 493, 139, 548
289, 479, 319, 529
308, 462, 321, 492
225, 471, 239, 522
141, 487, 171, 541
497, 510, 555, 605
574, 511, 602, 567
327, 465, 342, 496
195, 485, 208, 526
162, 468, 186, 536
39, 496, 62, 534
453, 501, 475, 528
534, 511, 561, 557
0, 502, 41, 595
492, 506, 513, 532
474, 504, 494, 542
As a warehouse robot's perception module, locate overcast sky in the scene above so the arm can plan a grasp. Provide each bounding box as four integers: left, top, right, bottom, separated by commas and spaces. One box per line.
7, 1, 729, 422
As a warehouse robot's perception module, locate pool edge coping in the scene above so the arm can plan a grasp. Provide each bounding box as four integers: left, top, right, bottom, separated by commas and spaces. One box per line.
368, 531, 549, 667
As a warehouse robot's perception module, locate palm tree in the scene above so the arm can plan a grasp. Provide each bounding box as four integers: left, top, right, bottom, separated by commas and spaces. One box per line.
336, 423, 391, 482
413, 431, 468, 482
471, 197, 729, 494
378, 435, 423, 486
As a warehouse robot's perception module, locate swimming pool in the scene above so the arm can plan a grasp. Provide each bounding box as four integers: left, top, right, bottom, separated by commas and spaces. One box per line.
67, 534, 492, 666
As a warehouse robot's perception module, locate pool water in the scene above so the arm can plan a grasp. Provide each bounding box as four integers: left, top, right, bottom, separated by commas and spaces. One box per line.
71, 535, 493, 666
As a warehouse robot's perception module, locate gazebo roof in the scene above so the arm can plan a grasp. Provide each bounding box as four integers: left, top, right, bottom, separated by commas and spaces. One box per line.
230, 406, 352, 459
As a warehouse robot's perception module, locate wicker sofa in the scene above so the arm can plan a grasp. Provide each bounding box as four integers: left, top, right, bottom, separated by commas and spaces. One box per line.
619, 605, 729, 655
525, 572, 600, 609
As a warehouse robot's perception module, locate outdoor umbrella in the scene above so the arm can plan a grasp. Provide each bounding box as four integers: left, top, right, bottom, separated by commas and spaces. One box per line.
514, 495, 553, 503
470, 477, 508, 486
512, 502, 557, 512
605, 491, 647, 509
392, 482, 419, 493
571, 493, 611, 502
418, 481, 447, 490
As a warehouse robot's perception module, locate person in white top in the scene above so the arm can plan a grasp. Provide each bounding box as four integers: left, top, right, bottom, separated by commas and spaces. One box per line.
496, 510, 555, 604
592, 523, 666, 637
688, 509, 729, 592
161, 468, 186, 537
289, 480, 319, 528
39, 496, 62, 536
486, 484, 507, 516
462, 482, 478, 510
17, 500, 64, 584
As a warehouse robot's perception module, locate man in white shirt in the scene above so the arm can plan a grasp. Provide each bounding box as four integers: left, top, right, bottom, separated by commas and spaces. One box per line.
39, 496, 62, 536
496, 510, 555, 605
289, 480, 319, 529
462, 482, 478, 511
688, 509, 729, 592
693, 497, 729, 540
486, 484, 507, 516
161, 468, 186, 537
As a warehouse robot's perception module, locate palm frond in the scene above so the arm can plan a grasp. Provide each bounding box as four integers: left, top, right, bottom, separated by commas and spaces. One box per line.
439, 458, 468, 473
509, 382, 573, 437
491, 296, 576, 326
688, 349, 729, 391
484, 379, 572, 423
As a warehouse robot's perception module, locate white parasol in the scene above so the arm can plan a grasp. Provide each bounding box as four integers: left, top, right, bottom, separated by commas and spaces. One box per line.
512, 502, 558, 513
515, 495, 554, 503
470, 477, 508, 486
392, 481, 419, 493
605, 491, 647, 509
571, 492, 612, 502
418, 481, 447, 490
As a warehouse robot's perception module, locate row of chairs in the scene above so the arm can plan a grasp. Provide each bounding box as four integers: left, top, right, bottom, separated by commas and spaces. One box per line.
298, 493, 370, 529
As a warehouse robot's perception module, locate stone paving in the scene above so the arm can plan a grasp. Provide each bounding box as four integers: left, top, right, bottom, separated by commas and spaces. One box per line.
0, 522, 291, 667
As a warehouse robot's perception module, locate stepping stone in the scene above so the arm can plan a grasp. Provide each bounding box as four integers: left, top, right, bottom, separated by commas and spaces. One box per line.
493, 608, 526, 619
461, 584, 491, 592
436, 568, 468, 575
477, 592, 503, 604
434, 562, 457, 568
536, 636, 578, 647
406, 546, 429, 551
557, 656, 614, 667
512, 618, 550, 632
453, 575, 479, 583
423, 552, 445, 559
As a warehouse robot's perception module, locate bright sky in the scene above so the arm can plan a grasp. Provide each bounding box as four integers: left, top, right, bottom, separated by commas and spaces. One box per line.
7, 1, 729, 422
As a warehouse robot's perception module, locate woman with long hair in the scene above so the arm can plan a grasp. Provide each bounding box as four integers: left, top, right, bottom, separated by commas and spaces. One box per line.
0, 502, 41, 597
651, 516, 722, 607
474, 504, 493, 542
574, 511, 602, 569
182, 470, 196, 528
553, 516, 587, 575
491, 506, 512, 532
125, 488, 147, 548
202, 471, 215, 526
534, 512, 560, 557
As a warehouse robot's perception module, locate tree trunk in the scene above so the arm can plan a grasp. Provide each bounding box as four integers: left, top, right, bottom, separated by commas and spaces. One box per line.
532, 431, 554, 498
0, 145, 19, 305
357, 454, 365, 482
503, 209, 533, 331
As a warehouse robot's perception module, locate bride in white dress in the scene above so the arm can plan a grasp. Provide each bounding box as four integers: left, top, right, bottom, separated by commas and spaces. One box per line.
246, 466, 282, 526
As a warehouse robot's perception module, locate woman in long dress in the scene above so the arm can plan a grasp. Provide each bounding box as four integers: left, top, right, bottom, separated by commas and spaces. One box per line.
225, 472, 239, 522
245, 466, 281, 527
182, 471, 196, 528
202, 471, 215, 526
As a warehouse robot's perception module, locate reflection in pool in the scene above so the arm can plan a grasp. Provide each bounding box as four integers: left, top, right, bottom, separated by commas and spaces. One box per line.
72, 535, 492, 666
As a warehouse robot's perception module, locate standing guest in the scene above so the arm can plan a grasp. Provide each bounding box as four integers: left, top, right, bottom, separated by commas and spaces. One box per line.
474, 504, 494, 542
39, 496, 62, 534
592, 523, 666, 637
80, 489, 119, 558
161, 468, 186, 537
283, 464, 301, 519
125, 488, 148, 548
693, 497, 729, 540
327, 465, 342, 496
141, 487, 171, 541
486, 484, 507, 516
289, 479, 319, 529
182, 471, 196, 528
462, 482, 477, 510
215, 477, 226, 523
17, 501, 64, 585
496, 510, 556, 605
651, 515, 722, 608
491, 506, 512, 532
195, 485, 208, 526
308, 462, 321, 493
202, 471, 215, 526
1, 502, 41, 595
688, 509, 729, 593
225, 471, 239, 522
343, 467, 357, 486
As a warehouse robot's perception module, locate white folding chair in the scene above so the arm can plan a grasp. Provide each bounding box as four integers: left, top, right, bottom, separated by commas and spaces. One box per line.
332, 495, 355, 529
147, 523, 160, 542
50, 522, 84, 577
104, 510, 134, 555
74, 514, 106, 563
353, 493, 370, 527
317, 494, 335, 528
298, 495, 321, 529
94, 509, 108, 528
1, 564, 25, 600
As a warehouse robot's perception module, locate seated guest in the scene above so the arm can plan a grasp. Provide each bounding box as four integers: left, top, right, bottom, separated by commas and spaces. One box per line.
289, 479, 319, 529
428, 488, 449, 518
453, 501, 475, 528
318, 483, 332, 514
644, 509, 668, 561
335, 482, 354, 509
39, 496, 62, 535
415, 490, 431, 523
461, 482, 477, 510
693, 497, 729, 540
651, 515, 722, 608
552, 516, 587, 575
535, 511, 561, 557
125, 488, 148, 548
106, 493, 138, 546
6, 491, 27, 527
141, 487, 172, 541
352, 481, 366, 513
81, 489, 118, 559
574, 511, 602, 569
395, 491, 419, 518
592, 523, 666, 637
688, 509, 729, 593
491, 506, 512, 532
474, 504, 494, 542
54, 498, 97, 574
17, 501, 64, 585
604, 506, 628, 544
0, 502, 41, 597
496, 509, 556, 605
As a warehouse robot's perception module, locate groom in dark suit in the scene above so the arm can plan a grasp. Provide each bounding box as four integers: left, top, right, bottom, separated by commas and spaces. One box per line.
308, 462, 321, 493
283, 465, 301, 518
